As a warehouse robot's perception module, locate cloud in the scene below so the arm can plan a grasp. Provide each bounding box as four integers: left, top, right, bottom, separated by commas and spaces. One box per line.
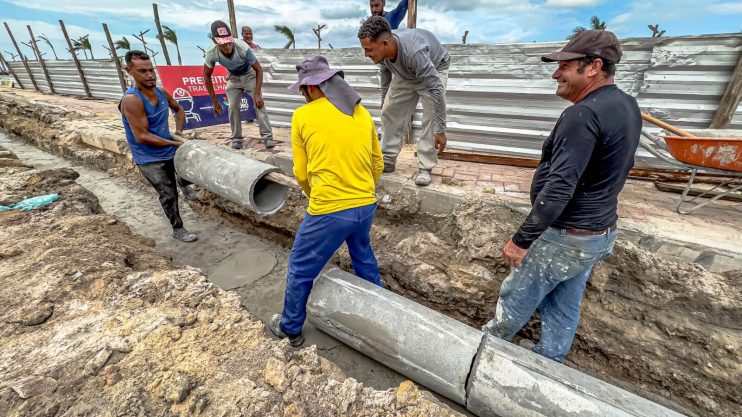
710, 2, 742, 14
545, 0, 603, 7
320, 4, 366, 20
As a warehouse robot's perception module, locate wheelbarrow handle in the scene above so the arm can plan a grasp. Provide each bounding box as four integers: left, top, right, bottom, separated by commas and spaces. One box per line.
641, 112, 696, 137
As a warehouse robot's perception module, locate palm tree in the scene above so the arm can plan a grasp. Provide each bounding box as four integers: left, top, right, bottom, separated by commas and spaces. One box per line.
37, 34, 58, 60
114, 37, 131, 52
73, 36, 94, 59
274, 25, 296, 49
568, 16, 607, 40
158, 25, 181, 65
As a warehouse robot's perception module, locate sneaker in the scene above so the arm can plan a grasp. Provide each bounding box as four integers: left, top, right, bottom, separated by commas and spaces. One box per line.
178, 184, 198, 201
172, 227, 198, 242
231, 140, 243, 150
268, 314, 305, 347
383, 162, 396, 173
264, 138, 276, 149
415, 169, 432, 186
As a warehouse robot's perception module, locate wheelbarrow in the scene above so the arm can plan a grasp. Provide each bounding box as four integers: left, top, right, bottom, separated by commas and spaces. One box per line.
639, 128, 742, 214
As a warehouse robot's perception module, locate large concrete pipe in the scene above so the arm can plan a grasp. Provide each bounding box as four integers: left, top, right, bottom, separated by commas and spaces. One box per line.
174, 141, 289, 216
306, 268, 482, 404
466, 335, 684, 417
307, 269, 686, 417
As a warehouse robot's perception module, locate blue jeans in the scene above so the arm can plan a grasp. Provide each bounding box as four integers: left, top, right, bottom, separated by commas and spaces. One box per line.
483, 227, 618, 362
280, 203, 383, 335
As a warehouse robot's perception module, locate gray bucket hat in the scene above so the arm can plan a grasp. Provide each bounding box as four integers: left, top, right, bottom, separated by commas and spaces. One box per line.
288, 56, 345, 92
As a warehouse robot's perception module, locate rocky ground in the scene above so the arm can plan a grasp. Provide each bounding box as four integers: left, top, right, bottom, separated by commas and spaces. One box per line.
0, 149, 461, 417
0, 90, 740, 417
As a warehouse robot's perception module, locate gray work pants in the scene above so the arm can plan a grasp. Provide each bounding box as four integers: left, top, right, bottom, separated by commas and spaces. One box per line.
226, 71, 273, 141
381, 68, 448, 170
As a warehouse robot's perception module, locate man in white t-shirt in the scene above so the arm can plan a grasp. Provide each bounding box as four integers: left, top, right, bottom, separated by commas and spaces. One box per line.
203, 20, 275, 149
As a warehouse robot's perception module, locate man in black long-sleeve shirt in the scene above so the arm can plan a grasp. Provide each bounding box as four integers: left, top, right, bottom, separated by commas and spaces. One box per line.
483, 30, 641, 363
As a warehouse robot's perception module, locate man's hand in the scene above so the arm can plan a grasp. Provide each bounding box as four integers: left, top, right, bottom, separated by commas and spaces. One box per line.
502, 239, 528, 268
435, 132, 447, 153
253, 92, 265, 109
171, 139, 185, 148
213, 100, 223, 116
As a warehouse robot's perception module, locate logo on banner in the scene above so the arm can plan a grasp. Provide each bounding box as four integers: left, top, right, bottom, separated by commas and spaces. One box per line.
172, 88, 201, 123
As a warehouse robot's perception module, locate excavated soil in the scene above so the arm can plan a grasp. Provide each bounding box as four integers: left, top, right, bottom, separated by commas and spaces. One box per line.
1, 92, 741, 417
0, 149, 462, 417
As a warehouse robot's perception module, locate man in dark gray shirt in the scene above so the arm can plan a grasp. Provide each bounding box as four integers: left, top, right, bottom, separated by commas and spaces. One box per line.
358, 16, 449, 186
483, 30, 641, 363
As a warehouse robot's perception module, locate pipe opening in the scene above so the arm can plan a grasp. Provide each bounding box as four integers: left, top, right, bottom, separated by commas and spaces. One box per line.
254, 175, 289, 214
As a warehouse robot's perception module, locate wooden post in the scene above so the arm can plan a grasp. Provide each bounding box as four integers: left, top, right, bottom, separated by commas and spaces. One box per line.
102, 23, 128, 92
462, 30, 469, 45
710, 52, 742, 129
312, 24, 326, 51
59, 20, 93, 98
132, 30, 150, 52
3, 22, 39, 91
152, 3, 172, 65
27, 25, 55, 94
407, 0, 417, 29
227, 0, 238, 38
0, 53, 23, 88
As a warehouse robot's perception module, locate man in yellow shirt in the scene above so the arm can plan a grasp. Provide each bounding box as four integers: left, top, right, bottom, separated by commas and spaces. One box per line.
269, 56, 385, 346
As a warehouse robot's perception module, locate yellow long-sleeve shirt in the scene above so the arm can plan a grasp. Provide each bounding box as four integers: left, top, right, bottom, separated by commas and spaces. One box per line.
291, 97, 384, 216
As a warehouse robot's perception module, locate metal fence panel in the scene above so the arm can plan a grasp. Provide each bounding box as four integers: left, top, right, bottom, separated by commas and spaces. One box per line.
7, 34, 742, 161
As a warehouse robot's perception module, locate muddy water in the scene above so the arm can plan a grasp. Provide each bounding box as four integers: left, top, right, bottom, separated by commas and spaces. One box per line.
0, 132, 419, 393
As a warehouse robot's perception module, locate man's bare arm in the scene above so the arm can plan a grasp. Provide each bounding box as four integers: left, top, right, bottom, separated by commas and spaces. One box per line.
121, 95, 183, 147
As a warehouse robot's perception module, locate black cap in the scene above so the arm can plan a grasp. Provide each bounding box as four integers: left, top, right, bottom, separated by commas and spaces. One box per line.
541, 30, 622, 64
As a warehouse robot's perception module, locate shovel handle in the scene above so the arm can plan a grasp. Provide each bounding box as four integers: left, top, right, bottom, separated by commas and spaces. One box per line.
641, 112, 696, 137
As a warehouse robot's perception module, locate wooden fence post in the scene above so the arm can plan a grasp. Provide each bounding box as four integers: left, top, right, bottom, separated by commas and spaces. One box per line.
3, 22, 39, 91
227, 0, 238, 39
0, 53, 23, 88
152, 3, 172, 65
27, 25, 55, 94
59, 20, 93, 98
102, 23, 128, 92
710, 52, 742, 129
407, 0, 417, 29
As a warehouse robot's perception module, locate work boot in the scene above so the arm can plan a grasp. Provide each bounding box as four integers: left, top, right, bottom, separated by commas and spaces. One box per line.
264, 138, 276, 149
383, 162, 395, 173
268, 314, 305, 347
415, 169, 432, 186
231, 139, 243, 150
178, 184, 198, 201
172, 227, 198, 242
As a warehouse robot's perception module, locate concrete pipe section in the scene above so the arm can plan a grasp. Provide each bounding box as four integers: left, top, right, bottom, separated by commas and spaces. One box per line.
307, 269, 686, 417
174, 141, 288, 216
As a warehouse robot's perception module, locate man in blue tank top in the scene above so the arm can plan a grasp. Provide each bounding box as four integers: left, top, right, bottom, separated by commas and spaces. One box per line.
119, 50, 198, 243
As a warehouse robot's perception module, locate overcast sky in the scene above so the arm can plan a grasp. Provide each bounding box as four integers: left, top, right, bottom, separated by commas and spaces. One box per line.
1, 0, 740, 65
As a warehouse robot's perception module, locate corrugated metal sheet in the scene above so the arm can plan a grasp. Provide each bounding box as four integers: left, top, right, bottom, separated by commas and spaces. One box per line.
8, 58, 127, 99
6, 34, 742, 161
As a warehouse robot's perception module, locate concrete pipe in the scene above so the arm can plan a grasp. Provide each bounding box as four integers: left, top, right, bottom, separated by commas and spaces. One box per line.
306, 268, 482, 404
466, 335, 685, 417
307, 269, 686, 417
174, 141, 289, 216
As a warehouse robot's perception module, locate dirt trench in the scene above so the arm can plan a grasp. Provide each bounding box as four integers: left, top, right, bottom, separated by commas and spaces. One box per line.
0, 148, 462, 417
1, 92, 740, 417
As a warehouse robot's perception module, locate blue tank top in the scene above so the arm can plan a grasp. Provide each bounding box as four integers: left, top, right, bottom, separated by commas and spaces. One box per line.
121, 87, 176, 165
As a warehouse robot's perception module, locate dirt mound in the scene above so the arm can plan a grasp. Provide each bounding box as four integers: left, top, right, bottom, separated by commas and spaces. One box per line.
0, 156, 461, 417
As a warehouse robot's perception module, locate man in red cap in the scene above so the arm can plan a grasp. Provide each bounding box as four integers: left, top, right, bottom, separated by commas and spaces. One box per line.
483, 30, 641, 363
268, 56, 384, 347
203, 20, 275, 150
